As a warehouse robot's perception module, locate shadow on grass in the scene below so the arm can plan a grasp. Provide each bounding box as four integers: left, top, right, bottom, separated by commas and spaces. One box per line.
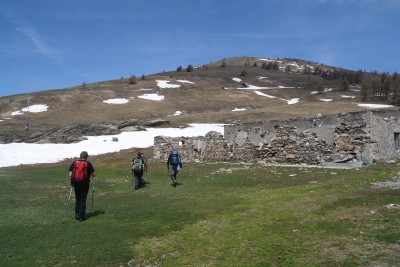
86, 210, 105, 219
170, 182, 183, 187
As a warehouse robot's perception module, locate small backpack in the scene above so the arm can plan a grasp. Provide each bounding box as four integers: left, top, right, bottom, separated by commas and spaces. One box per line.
132, 158, 143, 172
73, 161, 88, 182
170, 150, 179, 166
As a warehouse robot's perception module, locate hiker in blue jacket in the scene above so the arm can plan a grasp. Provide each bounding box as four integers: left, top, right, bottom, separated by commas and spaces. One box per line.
167, 148, 182, 187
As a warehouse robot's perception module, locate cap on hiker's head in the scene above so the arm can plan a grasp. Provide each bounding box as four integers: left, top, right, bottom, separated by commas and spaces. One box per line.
80, 151, 88, 159
137, 152, 142, 157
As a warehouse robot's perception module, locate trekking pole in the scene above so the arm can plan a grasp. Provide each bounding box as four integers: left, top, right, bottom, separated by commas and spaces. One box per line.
91, 177, 96, 210
62, 186, 73, 224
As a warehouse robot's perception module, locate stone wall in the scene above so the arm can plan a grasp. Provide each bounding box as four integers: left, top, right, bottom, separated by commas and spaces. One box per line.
153, 109, 400, 164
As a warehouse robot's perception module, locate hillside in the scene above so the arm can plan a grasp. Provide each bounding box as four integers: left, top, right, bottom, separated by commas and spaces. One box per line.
0, 56, 390, 143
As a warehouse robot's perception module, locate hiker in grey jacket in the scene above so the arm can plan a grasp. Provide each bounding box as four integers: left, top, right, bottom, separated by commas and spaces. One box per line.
131, 152, 147, 190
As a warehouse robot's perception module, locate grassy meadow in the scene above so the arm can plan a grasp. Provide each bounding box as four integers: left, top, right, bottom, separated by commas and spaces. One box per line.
1, 148, 399, 266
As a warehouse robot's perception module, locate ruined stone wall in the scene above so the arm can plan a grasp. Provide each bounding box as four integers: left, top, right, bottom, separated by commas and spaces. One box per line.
363, 110, 400, 161
255, 126, 334, 164
153, 110, 400, 164
153, 131, 231, 162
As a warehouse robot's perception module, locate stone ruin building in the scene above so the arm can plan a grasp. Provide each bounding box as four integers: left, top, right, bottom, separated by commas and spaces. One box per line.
153, 110, 400, 166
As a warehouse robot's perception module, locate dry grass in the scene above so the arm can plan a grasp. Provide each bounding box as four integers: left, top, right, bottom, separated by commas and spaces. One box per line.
0, 57, 387, 134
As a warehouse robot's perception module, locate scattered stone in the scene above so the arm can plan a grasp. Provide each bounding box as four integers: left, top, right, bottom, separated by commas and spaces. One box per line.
144, 118, 170, 127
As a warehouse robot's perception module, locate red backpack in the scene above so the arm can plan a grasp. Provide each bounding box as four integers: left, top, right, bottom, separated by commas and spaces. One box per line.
73, 161, 88, 182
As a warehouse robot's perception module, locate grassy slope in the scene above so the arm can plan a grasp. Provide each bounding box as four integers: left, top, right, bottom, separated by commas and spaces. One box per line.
0, 57, 371, 134
1, 148, 399, 266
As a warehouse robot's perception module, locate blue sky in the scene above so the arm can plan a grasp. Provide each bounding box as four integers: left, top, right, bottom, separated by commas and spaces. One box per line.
0, 0, 399, 97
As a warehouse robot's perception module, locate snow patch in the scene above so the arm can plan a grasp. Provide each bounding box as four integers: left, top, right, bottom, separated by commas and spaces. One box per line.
177, 80, 195, 84
254, 91, 276, 98
238, 85, 296, 90
138, 93, 164, 101
232, 108, 246, 112
156, 80, 180, 89
11, 111, 24, 116
310, 88, 333, 94
103, 98, 129, 104
168, 111, 182, 116
341, 95, 355, 99
0, 123, 225, 168
358, 104, 394, 109
11, 104, 49, 116
287, 98, 300, 105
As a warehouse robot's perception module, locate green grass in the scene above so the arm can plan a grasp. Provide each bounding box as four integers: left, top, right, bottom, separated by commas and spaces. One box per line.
1, 155, 399, 266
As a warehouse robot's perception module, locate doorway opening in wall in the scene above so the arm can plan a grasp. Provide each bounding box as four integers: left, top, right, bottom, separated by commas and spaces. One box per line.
395, 132, 400, 151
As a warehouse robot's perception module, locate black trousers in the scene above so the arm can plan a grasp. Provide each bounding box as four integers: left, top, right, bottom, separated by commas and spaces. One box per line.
133, 171, 144, 190
73, 182, 89, 218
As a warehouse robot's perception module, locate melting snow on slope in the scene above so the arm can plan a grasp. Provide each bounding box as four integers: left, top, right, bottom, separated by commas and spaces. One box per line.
0, 123, 225, 168
138, 93, 164, 101
103, 98, 129, 104
341, 95, 355, 99
11, 104, 49, 116
168, 111, 182, 116
310, 88, 333, 94
358, 104, 394, 109
239, 84, 270, 89
232, 77, 242, 83
156, 80, 180, 89
287, 98, 300, 105
320, 99, 333, 102
177, 80, 195, 84
238, 84, 296, 90
232, 108, 246, 112
255, 91, 276, 98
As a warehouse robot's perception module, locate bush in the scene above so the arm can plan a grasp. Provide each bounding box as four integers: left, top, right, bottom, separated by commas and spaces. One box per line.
129, 75, 137, 84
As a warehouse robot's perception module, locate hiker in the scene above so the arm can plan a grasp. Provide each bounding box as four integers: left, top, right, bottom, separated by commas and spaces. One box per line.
69, 151, 96, 221
139, 152, 148, 185
131, 152, 147, 190
167, 148, 182, 187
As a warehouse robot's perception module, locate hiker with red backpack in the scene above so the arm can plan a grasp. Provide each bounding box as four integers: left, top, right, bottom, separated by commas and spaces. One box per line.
167, 148, 182, 187
69, 151, 96, 221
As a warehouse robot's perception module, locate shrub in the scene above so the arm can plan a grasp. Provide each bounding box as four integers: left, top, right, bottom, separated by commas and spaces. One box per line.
129, 75, 137, 84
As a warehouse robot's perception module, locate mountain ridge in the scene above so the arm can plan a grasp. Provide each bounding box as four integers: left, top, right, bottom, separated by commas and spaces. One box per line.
0, 56, 394, 144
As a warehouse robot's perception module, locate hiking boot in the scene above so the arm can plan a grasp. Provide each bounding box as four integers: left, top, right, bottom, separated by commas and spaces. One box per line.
173, 180, 177, 187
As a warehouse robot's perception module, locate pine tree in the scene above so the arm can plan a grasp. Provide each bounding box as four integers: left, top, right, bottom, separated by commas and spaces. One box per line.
186, 65, 194, 72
